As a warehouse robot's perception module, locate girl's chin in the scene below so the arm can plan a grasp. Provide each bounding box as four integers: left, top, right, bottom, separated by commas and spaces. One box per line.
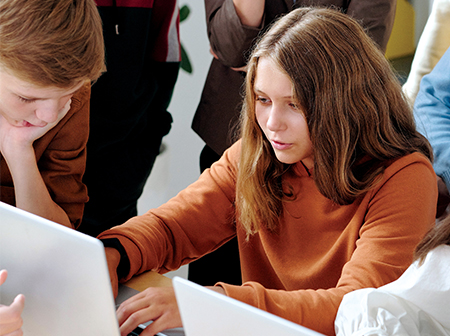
274, 155, 298, 165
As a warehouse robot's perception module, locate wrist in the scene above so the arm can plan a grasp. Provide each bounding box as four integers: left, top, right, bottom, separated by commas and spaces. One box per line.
2, 143, 36, 178
106, 247, 121, 268
1, 138, 34, 164
102, 238, 130, 280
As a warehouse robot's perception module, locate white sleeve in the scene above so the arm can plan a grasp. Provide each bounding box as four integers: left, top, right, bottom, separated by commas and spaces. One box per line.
335, 247, 450, 336
335, 288, 421, 336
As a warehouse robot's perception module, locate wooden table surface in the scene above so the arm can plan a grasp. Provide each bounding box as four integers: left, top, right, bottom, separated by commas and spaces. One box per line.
124, 270, 173, 292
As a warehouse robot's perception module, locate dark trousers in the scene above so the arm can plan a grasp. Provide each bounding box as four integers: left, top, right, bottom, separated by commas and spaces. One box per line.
78, 6, 178, 237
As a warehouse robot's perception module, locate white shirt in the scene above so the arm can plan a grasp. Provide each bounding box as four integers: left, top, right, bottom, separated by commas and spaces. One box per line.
335, 245, 450, 336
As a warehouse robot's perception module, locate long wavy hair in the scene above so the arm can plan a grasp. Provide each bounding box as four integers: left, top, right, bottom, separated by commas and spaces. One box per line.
236, 7, 433, 235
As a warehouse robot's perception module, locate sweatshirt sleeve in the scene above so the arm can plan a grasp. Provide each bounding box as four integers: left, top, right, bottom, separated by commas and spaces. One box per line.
217, 155, 437, 336
206, 0, 396, 68
414, 47, 450, 191
97, 143, 241, 281
36, 83, 90, 228
205, 0, 263, 68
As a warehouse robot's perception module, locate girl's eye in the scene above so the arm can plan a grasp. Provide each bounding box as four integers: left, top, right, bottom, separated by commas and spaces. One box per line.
18, 96, 35, 103
289, 103, 299, 109
256, 96, 270, 104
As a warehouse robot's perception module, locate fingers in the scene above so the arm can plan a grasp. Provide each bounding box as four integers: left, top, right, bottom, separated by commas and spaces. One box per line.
140, 309, 182, 336
231, 65, 247, 72
0, 294, 25, 336
47, 99, 71, 129
117, 288, 182, 336
0, 270, 7, 286
64, 98, 72, 111
117, 294, 153, 335
59, 99, 72, 120
11, 295, 25, 313
208, 45, 247, 72
209, 46, 218, 59
1, 329, 23, 336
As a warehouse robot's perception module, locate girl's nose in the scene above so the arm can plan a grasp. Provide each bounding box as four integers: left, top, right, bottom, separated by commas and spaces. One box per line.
266, 105, 286, 132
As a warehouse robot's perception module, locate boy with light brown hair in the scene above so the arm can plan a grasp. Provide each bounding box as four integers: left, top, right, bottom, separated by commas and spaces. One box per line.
0, 1, 104, 333
0, 0, 104, 228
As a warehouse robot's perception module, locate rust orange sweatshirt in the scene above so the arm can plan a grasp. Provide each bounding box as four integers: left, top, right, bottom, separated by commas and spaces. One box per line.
98, 141, 437, 335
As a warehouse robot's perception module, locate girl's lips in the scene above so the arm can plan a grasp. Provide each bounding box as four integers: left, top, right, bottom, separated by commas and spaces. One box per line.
271, 140, 293, 150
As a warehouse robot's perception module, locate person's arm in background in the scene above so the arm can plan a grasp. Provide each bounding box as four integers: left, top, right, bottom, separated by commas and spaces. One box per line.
232, 0, 264, 27
205, 0, 265, 68
346, 0, 397, 53
206, 0, 397, 68
0, 270, 25, 336
414, 47, 450, 217
402, 0, 450, 106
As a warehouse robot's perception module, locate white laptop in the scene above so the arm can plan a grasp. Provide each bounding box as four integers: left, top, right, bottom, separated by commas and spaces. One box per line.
173, 276, 325, 336
0, 201, 181, 336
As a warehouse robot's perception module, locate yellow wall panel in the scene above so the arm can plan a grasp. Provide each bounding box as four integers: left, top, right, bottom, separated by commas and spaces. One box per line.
385, 0, 416, 59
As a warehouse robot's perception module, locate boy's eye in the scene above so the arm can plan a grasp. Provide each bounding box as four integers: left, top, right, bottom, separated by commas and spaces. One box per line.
18, 96, 35, 103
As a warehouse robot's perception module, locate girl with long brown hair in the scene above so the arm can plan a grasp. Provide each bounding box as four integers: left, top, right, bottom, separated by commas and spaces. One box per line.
101, 8, 437, 336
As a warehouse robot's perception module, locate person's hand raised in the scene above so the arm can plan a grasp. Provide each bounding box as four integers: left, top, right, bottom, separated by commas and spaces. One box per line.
0, 270, 25, 336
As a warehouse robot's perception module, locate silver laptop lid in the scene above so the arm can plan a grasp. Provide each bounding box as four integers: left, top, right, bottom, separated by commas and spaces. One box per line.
0, 201, 120, 336
173, 276, 325, 336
